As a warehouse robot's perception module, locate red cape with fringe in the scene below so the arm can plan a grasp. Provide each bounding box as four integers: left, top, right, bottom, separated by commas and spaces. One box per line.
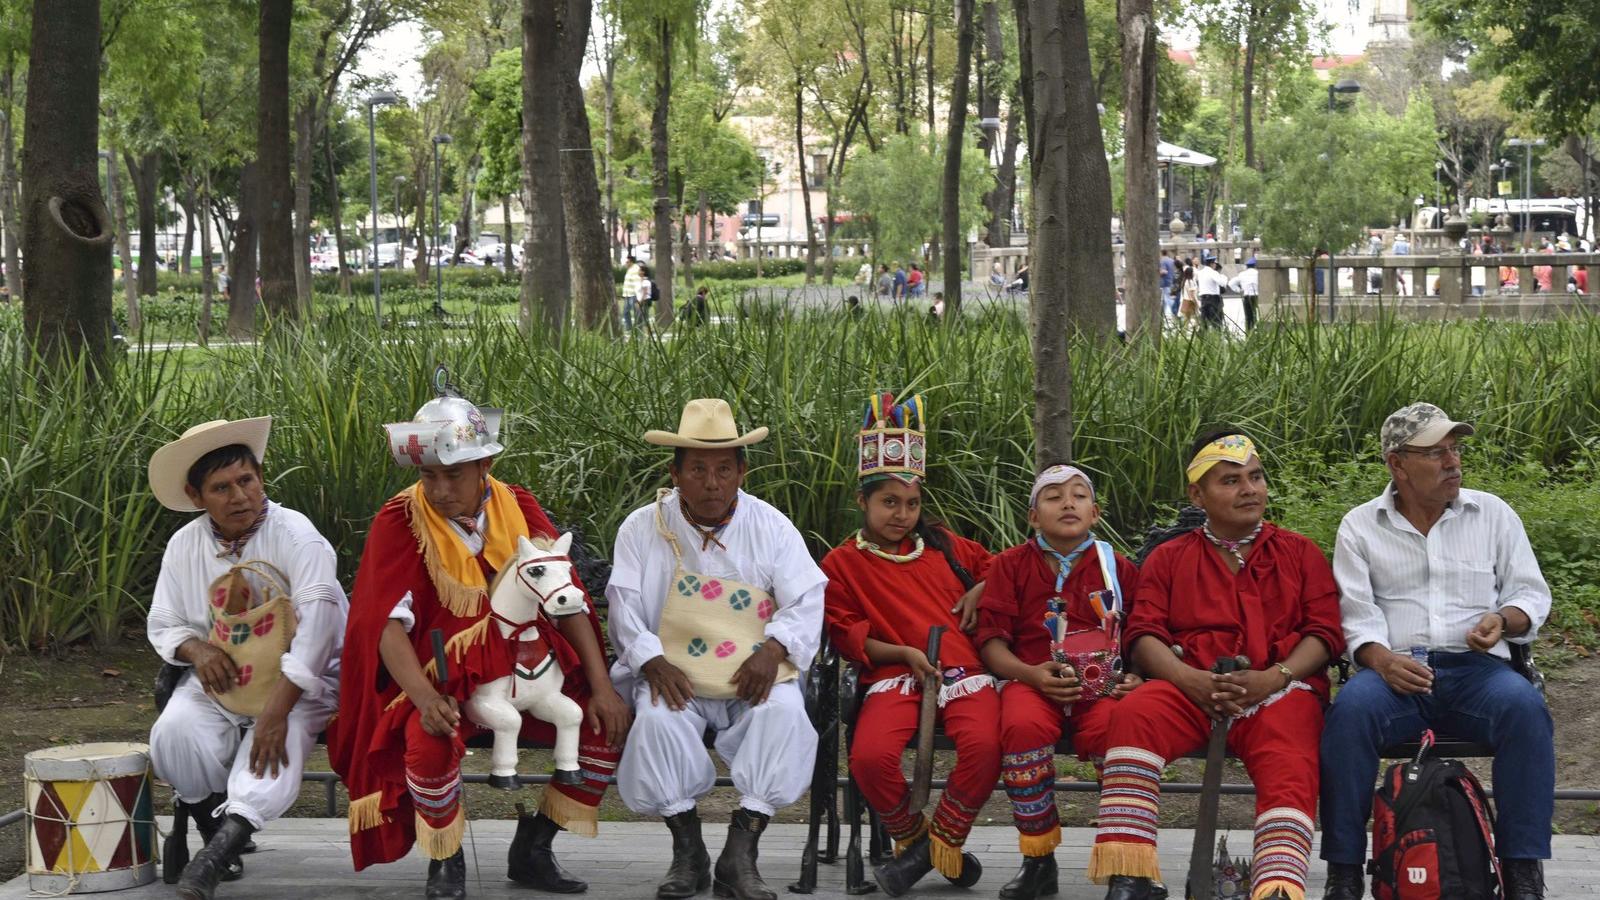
327, 483, 606, 870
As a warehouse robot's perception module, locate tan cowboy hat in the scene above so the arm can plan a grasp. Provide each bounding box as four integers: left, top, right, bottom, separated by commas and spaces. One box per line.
644, 399, 768, 449
148, 417, 272, 512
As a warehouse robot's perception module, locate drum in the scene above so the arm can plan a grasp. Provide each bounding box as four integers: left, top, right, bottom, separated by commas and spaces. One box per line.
24, 742, 157, 894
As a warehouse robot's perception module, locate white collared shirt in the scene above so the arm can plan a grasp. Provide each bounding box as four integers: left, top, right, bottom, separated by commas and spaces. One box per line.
1195, 266, 1230, 296
1333, 484, 1551, 661
605, 487, 827, 695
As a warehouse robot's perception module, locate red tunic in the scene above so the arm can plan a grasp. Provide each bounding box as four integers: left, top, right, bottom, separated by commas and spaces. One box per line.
976, 540, 1139, 666
1124, 523, 1344, 698
328, 484, 607, 870
821, 530, 993, 682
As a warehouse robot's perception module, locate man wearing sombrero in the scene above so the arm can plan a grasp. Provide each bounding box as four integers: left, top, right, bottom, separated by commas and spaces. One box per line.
328, 368, 627, 900
607, 399, 827, 900
145, 417, 348, 900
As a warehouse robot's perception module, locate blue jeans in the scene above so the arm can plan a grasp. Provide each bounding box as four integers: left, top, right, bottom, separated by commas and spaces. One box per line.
621, 297, 636, 333
1319, 651, 1553, 864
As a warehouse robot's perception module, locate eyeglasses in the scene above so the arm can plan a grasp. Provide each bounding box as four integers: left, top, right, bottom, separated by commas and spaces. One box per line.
1394, 444, 1464, 461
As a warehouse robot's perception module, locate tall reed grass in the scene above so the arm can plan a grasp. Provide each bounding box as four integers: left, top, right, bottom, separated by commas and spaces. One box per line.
3, 307, 1597, 650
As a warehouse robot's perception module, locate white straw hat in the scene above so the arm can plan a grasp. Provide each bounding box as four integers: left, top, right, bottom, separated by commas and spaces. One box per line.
147, 417, 272, 512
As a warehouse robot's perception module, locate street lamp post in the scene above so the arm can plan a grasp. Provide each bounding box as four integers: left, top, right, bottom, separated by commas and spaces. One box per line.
1507, 137, 1545, 249
366, 90, 401, 327
1324, 79, 1361, 321
431, 134, 453, 317
1434, 161, 1445, 218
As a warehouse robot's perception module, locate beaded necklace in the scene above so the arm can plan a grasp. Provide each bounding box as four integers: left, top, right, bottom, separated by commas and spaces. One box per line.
1202, 520, 1263, 569
854, 529, 925, 563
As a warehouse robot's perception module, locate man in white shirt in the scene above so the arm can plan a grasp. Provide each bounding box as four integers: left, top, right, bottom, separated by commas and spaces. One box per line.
1319, 403, 1553, 900
145, 418, 347, 900
1228, 257, 1260, 331
1195, 256, 1230, 329
621, 254, 643, 333
608, 399, 826, 900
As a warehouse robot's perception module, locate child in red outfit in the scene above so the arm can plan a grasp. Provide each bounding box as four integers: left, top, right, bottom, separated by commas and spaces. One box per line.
822, 393, 1000, 898
977, 465, 1142, 900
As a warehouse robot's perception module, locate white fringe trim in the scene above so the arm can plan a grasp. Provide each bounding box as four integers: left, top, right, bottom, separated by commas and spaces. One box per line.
864, 674, 919, 697
938, 674, 996, 708
1236, 681, 1313, 719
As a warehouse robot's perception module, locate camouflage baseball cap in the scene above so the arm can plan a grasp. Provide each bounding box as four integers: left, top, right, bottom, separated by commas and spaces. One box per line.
1381, 403, 1475, 455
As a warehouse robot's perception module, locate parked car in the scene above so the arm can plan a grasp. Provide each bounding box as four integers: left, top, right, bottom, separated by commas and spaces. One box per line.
474, 241, 522, 268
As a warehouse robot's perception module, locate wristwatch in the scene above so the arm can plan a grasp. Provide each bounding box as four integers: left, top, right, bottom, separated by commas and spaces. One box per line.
1273, 663, 1294, 688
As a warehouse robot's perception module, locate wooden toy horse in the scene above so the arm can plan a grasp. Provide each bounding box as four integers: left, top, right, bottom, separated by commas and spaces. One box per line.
465, 533, 587, 790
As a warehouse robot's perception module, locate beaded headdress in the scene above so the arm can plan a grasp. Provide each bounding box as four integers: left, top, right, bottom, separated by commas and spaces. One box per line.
858, 392, 926, 484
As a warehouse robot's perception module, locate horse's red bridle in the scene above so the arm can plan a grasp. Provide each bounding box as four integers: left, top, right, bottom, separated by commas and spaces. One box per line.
491, 552, 581, 639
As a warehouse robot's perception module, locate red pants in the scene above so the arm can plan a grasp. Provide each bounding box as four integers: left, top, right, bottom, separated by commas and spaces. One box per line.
1089, 680, 1322, 900
850, 682, 1001, 878
998, 683, 1118, 856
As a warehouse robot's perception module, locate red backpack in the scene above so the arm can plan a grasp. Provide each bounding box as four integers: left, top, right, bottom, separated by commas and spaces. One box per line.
1369, 730, 1503, 900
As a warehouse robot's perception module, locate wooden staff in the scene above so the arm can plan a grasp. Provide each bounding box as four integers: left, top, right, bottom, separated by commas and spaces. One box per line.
1188, 654, 1249, 900
907, 626, 946, 812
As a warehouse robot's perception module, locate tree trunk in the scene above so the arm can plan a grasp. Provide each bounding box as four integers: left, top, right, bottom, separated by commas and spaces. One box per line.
977, 1, 1003, 246
523, 0, 570, 332
455, 152, 479, 261
21, 0, 114, 365
1242, 19, 1257, 170
0, 48, 20, 304
1024, 0, 1074, 468
795, 77, 817, 283
925, 4, 936, 135
603, 43, 618, 264
502, 195, 515, 273
942, 0, 975, 316
198, 169, 215, 344
697, 188, 710, 262
229, 162, 260, 339
258, 0, 298, 321
1060, 0, 1117, 336
324, 110, 352, 295
1120, 0, 1160, 339
108, 152, 141, 332
558, 0, 617, 331
292, 97, 315, 310
650, 17, 676, 326
125, 151, 160, 297
179, 183, 195, 275
989, 98, 1021, 246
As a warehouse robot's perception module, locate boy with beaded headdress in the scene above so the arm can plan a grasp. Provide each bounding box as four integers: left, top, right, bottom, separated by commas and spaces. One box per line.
328, 367, 627, 900
821, 393, 998, 897
1085, 428, 1344, 900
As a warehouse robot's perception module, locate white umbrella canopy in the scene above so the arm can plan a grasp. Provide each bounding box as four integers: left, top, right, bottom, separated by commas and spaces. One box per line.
1157, 141, 1217, 167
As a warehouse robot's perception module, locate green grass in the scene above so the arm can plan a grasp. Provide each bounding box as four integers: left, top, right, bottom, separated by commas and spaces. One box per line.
3, 307, 1598, 651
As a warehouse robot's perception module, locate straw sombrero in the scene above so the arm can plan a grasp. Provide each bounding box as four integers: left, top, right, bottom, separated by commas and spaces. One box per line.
147, 417, 272, 512
644, 399, 768, 449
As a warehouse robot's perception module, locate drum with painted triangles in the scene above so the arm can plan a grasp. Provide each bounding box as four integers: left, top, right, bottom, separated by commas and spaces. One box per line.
24, 742, 157, 893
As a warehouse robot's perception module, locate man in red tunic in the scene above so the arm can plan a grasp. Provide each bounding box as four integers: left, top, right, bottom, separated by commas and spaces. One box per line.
1087, 429, 1344, 900
328, 371, 629, 900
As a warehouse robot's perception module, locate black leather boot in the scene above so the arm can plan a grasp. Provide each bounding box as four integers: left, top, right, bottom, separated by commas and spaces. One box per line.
999, 855, 1058, 900
507, 803, 586, 893
1502, 858, 1545, 900
163, 798, 192, 884
943, 850, 983, 889
175, 813, 255, 900
426, 849, 467, 900
657, 808, 711, 899
1322, 862, 1365, 900
1104, 874, 1155, 900
873, 836, 934, 897
713, 809, 776, 900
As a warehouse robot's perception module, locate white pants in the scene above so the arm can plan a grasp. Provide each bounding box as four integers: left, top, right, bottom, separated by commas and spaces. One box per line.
148, 674, 336, 829
617, 679, 817, 818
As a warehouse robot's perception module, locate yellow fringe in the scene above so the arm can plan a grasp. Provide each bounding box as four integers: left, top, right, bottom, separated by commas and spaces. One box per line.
347, 792, 387, 834
403, 490, 485, 619
892, 816, 929, 856
1251, 880, 1305, 900
538, 788, 599, 838
1018, 826, 1061, 858
1086, 841, 1162, 884
384, 691, 410, 712
930, 834, 965, 880
415, 811, 466, 860
420, 616, 490, 682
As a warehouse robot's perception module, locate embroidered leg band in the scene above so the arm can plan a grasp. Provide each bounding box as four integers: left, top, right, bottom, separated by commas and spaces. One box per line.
1002, 746, 1061, 857
539, 738, 620, 838
929, 788, 984, 879
406, 769, 464, 860
1250, 806, 1313, 900
879, 789, 927, 855
1087, 746, 1165, 884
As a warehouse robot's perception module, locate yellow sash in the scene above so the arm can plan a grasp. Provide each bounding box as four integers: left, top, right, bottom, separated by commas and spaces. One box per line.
402, 477, 529, 618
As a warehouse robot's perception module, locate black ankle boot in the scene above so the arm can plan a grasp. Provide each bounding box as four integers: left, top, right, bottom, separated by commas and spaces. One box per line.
658, 808, 711, 899
163, 799, 192, 884
999, 855, 1058, 900
713, 809, 776, 900
943, 850, 983, 889
1104, 874, 1155, 900
175, 814, 255, 900
426, 849, 467, 900
1502, 858, 1545, 900
507, 803, 586, 893
872, 836, 934, 897
1322, 861, 1365, 900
